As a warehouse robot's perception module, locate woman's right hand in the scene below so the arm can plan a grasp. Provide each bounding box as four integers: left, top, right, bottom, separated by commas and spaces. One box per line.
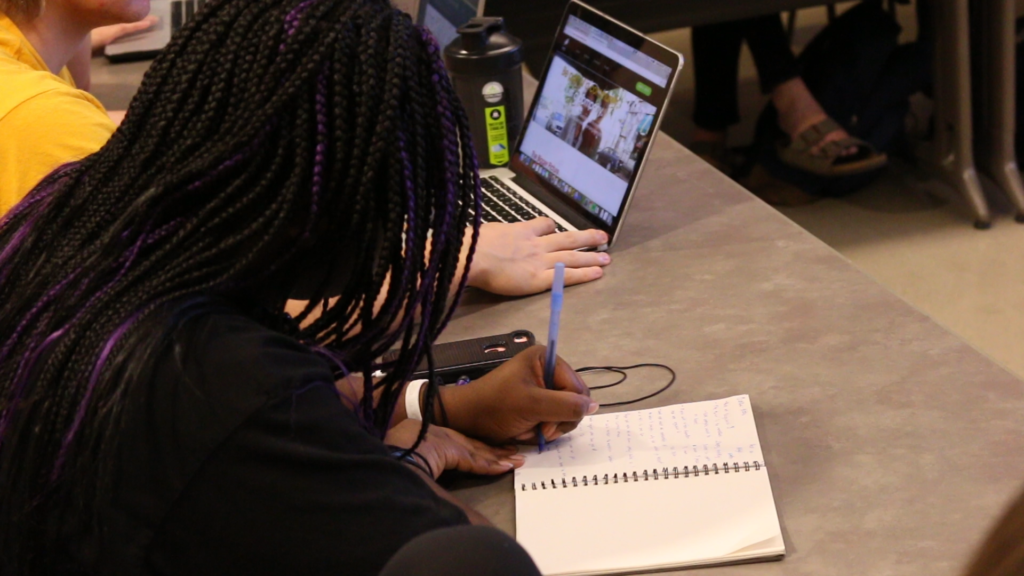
385, 419, 524, 480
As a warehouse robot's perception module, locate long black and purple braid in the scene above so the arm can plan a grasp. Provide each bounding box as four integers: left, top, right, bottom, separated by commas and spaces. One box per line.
0, 0, 480, 572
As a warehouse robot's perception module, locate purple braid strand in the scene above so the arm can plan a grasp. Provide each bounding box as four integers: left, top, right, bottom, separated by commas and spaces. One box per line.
50, 310, 143, 480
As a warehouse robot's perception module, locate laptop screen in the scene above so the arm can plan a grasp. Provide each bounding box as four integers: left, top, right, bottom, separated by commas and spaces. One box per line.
512, 10, 676, 228
420, 0, 481, 49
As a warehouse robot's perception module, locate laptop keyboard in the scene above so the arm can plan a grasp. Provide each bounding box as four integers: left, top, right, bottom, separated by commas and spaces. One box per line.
479, 177, 568, 233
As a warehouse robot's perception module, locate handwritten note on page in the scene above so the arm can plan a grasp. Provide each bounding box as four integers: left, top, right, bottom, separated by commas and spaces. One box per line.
515, 394, 764, 487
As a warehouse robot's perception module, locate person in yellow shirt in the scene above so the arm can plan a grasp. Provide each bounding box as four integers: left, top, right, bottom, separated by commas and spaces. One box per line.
0, 0, 151, 215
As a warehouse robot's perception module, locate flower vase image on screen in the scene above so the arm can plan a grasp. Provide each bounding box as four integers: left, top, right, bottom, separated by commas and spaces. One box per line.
520, 51, 657, 222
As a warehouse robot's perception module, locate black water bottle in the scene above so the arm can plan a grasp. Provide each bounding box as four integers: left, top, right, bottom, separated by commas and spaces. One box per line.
443, 17, 524, 169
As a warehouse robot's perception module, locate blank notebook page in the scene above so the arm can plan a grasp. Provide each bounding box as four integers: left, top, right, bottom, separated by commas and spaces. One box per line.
514, 395, 785, 576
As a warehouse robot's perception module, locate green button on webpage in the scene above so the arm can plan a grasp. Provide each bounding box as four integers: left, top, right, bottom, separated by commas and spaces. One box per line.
635, 81, 652, 96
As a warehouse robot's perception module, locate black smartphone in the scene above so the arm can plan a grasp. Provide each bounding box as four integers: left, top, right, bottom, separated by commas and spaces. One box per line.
381, 330, 536, 383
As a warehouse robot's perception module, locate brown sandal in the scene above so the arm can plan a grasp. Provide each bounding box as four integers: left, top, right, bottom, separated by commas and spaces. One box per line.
778, 117, 888, 177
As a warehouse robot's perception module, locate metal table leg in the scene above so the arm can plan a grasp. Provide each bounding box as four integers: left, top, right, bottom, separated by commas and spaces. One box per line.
924, 0, 991, 228
977, 0, 1024, 221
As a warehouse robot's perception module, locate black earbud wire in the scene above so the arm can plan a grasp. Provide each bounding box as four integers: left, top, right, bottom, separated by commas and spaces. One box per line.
575, 363, 676, 407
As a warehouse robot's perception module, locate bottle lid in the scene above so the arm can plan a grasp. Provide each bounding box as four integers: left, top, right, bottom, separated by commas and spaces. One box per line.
443, 17, 523, 75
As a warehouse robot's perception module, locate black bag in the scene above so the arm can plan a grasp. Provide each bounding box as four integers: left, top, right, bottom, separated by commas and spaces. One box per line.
753, 1, 931, 197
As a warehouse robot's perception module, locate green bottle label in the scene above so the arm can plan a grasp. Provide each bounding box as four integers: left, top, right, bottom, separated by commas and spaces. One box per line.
484, 106, 510, 166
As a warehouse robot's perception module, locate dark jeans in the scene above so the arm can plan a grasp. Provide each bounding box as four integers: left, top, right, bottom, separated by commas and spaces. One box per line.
692, 15, 800, 131
379, 526, 542, 576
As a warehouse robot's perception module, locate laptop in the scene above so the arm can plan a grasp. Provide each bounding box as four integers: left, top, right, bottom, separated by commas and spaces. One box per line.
105, 0, 200, 62
476, 1, 682, 249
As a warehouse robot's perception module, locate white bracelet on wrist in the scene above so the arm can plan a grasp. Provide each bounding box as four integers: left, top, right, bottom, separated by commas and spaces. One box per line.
404, 379, 428, 421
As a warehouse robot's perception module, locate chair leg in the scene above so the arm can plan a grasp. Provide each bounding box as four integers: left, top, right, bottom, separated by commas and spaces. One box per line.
786, 10, 798, 44
977, 0, 1024, 220
921, 0, 991, 227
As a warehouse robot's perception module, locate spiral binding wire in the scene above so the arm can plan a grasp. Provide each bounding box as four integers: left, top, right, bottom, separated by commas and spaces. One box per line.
520, 461, 763, 491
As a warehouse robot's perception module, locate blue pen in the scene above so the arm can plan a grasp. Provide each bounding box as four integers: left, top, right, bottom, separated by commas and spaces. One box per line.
537, 263, 565, 454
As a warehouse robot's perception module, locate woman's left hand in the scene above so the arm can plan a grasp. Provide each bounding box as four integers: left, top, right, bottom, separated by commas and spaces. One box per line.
440, 345, 598, 445
384, 420, 522, 479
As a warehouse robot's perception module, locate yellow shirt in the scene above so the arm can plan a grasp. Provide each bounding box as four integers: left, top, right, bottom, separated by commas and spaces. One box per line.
0, 13, 114, 215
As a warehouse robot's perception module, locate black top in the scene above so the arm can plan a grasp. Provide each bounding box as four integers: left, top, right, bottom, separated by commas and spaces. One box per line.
87, 303, 468, 575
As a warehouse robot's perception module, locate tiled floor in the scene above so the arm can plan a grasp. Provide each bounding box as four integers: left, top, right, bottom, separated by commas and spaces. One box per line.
650, 5, 1024, 380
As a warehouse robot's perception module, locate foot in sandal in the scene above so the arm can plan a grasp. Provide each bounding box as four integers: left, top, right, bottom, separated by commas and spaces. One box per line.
772, 77, 887, 176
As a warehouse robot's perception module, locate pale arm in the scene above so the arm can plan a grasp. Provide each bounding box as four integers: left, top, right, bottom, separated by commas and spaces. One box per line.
285, 220, 611, 322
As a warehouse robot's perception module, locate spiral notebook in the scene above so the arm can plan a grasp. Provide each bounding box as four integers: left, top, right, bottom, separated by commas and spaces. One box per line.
514, 395, 785, 576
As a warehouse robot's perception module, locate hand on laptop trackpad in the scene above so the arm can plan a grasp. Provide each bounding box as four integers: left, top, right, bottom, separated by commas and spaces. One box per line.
465, 220, 610, 297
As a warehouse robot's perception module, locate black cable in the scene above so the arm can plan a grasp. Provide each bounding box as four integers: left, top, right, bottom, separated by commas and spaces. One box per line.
577, 367, 626, 390
576, 363, 676, 407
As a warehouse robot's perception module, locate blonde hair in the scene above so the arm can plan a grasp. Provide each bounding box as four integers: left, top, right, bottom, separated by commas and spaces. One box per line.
963, 485, 1024, 576
0, 0, 43, 20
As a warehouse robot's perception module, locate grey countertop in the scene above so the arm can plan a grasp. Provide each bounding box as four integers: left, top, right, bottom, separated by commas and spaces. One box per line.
441, 137, 1024, 575
91, 53, 1024, 576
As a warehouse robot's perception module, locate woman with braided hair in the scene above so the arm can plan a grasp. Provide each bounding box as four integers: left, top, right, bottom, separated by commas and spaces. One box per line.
0, 1, 596, 574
